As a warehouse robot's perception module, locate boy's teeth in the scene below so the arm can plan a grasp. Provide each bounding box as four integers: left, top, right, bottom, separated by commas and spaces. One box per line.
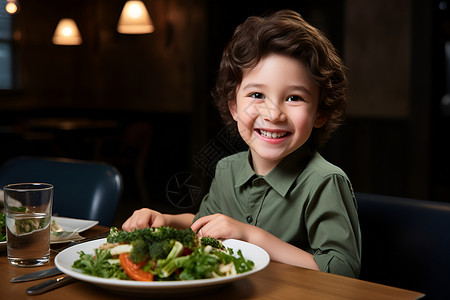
259, 129, 287, 138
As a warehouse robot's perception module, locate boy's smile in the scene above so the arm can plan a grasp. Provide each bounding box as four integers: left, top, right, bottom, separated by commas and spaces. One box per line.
229, 54, 326, 175
256, 129, 290, 142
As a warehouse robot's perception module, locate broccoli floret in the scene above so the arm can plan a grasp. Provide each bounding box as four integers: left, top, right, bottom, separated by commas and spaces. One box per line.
174, 228, 199, 249
200, 237, 225, 250
148, 239, 174, 260
129, 239, 149, 263
107, 227, 157, 244
151, 227, 199, 250
107, 227, 199, 250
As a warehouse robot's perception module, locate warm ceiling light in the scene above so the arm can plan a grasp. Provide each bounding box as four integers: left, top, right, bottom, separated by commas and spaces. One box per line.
52, 18, 82, 45
5, 0, 19, 15
117, 0, 154, 34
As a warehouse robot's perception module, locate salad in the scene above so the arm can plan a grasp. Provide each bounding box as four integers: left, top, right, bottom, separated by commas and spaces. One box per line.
72, 227, 254, 282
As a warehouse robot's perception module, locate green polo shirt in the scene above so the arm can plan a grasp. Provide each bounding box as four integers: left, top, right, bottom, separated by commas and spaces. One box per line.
194, 146, 361, 278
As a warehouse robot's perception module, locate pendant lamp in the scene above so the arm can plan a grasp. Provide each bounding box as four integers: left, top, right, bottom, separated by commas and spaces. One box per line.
52, 18, 82, 45
117, 0, 154, 34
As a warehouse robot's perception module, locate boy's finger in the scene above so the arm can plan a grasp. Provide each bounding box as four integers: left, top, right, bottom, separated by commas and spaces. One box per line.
190, 215, 213, 233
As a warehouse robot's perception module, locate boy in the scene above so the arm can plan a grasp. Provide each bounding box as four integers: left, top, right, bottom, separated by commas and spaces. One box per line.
123, 10, 361, 278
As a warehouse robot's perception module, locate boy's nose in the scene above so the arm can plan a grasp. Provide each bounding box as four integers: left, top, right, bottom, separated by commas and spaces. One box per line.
259, 99, 286, 122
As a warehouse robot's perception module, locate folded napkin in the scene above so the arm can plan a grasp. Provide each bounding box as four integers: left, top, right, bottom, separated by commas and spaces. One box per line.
50, 219, 84, 243
51, 230, 84, 243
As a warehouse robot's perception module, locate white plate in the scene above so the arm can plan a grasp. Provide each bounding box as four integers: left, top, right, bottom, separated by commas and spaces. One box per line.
55, 238, 270, 296
0, 216, 99, 250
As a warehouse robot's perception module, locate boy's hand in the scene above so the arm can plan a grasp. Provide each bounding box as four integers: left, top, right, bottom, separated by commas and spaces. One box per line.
191, 213, 251, 242
122, 208, 167, 232
192, 213, 320, 271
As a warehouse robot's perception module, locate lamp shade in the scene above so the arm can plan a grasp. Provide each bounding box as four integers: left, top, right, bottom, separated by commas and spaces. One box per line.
5, 0, 20, 15
52, 18, 82, 45
117, 0, 154, 34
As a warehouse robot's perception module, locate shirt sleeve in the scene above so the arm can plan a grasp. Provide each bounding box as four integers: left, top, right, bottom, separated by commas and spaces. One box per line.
305, 174, 361, 278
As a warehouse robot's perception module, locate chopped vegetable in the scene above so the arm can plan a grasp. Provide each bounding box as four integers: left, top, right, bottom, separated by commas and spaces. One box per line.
200, 236, 225, 250
72, 248, 128, 279
178, 247, 224, 280
107, 226, 199, 250
72, 226, 254, 282
177, 247, 254, 280
155, 241, 184, 278
129, 239, 149, 263
110, 244, 133, 256
147, 239, 174, 260
119, 253, 154, 281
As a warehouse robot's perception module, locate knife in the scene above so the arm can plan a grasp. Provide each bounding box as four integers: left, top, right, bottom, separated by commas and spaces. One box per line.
26, 275, 75, 295
10, 267, 63, 283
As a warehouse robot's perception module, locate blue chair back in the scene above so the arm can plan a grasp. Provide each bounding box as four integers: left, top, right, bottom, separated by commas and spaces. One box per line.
356, 192, 450, 300
0, 156, 122, 226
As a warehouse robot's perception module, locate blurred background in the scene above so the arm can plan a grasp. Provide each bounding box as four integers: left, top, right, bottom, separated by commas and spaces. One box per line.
0, 0, 448, 227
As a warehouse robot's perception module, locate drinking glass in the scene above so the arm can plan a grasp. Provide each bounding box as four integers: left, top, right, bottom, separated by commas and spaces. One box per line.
4, 183, 54, 267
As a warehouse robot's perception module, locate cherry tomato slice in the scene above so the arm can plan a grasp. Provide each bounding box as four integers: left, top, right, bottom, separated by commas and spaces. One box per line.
119, 253, 154, 281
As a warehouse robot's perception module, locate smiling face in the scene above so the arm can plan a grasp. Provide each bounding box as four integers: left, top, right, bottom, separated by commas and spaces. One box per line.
229, 54, 326, 175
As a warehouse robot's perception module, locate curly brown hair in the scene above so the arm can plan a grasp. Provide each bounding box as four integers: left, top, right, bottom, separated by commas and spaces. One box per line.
212, 10, 348, 149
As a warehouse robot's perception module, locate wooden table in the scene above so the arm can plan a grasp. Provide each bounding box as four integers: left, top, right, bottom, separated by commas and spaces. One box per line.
1, 226, 425, 300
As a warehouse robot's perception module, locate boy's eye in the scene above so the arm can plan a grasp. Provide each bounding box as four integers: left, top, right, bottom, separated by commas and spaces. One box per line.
248, 92, 265, 99
286, 95, 304, 102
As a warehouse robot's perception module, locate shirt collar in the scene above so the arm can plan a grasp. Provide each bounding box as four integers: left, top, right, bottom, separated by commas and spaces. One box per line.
235, 150, 256, 187
234, 146, 314, 197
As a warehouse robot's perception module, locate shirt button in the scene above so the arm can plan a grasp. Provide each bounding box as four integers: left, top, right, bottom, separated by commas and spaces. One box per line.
246, 216, 253, 223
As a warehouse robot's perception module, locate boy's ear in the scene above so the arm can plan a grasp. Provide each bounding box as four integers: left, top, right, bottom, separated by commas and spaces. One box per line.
314, 111, 328, 128
228, 100, 238, 121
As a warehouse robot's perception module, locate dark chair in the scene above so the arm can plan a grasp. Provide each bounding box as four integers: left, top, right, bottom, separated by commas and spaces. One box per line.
0, 156, 122, 226
356, 192, 450, 299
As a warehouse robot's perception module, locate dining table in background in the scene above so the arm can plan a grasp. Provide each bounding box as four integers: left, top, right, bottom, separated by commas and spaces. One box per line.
1, 225, 425, 300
